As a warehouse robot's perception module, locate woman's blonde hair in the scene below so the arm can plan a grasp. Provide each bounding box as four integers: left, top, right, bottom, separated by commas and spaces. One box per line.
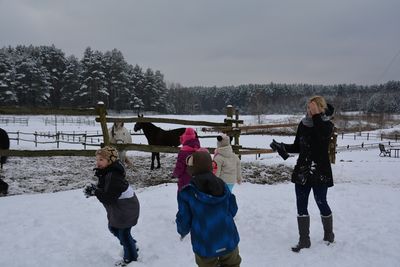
309, 95, 327, 111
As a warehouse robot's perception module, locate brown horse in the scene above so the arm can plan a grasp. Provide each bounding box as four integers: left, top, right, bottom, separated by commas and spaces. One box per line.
134, 116, 185, 170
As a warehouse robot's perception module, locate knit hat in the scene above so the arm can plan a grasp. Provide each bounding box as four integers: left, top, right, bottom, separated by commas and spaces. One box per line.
187, 150, 213, 175
96, 146, 119, 163
217, 134, 231, 148
185, 148, 209, 167
180, 127, 197, 145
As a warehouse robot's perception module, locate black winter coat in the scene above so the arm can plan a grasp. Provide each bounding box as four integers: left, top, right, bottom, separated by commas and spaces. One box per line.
283, 114, 334, 187
94, 160, 140, 228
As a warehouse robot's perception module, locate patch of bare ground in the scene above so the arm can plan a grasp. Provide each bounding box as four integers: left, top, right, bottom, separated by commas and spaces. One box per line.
0, 154, 292, 196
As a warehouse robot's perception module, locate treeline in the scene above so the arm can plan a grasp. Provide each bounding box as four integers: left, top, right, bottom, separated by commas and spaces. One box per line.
0, 45, 171, 112
170, 81, 400, 114
1, 45, 399, 115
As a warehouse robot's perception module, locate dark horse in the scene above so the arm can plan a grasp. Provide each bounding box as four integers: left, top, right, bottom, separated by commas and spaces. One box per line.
134, 118, 186, 170
0, 128, 10, 195
0, 128, 10, 170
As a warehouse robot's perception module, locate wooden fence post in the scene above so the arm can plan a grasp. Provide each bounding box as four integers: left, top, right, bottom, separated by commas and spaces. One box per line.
225, 105, 235, 153
96, 102, 110, 147
234, 109, 240, 147
225, 105, 242, 156
56, 131, 60, 148
34, 131, 38, 147
234, 109, 242, 157
84, 132, 87, 150
329, 127, 337, 164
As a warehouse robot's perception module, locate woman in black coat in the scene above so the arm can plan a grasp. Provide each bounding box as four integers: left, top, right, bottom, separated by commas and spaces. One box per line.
271, 95, 335, 252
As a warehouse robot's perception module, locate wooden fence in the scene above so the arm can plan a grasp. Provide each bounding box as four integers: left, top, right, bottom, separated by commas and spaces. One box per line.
0, 116, 29, 126
95, 102, 337, 162
96, 102, 260, 155
1, 102, 339, 161
336, 140, 400, 151
338, 132, 400, 141
6, 131, 103, 149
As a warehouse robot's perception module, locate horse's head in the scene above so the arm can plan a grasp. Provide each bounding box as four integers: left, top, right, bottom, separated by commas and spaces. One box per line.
134, 122, 143, 132
113, 122, 124, 130
134, 114, 144, 132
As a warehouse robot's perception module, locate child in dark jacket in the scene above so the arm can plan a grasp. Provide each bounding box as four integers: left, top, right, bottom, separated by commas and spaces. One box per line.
84, 146, 140, 266
172, 127, 200, 191
176, 150, 242, 267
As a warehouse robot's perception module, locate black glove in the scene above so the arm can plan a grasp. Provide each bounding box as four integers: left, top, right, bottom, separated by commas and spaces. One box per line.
83, 183, 97, 198
269, 139, 289, 160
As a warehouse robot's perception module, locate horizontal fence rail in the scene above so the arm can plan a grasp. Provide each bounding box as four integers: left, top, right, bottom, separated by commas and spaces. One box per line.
6, 130, 104, 149
338, 132, 400, 141
96, 116, 228, 127
336, 141, 400, 151
0, 116, 29, 126
0, 149, 96, 157
5, 130, 399, 153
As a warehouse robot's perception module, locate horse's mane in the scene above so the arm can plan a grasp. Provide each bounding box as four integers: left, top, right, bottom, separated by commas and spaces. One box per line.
141, 122, 163, 132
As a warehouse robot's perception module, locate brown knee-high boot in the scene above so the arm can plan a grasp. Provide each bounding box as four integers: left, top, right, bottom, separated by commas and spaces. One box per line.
292, 215, 311, 252
321, 214, 335, 243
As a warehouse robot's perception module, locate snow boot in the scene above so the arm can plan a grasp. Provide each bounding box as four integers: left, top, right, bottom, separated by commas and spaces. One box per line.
114, 259, 132, 267
321, 214, 335, 243
292, 215, 311, 252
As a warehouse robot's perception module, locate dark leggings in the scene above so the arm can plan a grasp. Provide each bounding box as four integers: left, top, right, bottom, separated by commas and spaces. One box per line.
108, 225, 138, 262
295, 183, 332, 216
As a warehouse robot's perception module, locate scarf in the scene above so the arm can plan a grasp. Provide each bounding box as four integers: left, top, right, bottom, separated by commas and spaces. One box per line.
301, 113, 331, 128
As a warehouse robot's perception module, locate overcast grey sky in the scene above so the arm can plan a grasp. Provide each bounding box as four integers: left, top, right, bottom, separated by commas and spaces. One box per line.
1, 0, 399, 87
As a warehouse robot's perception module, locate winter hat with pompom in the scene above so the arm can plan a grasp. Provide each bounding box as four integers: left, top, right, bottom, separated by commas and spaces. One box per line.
180, 127, 197, 144
217, 134, 231, 148
96, 146, 119, 163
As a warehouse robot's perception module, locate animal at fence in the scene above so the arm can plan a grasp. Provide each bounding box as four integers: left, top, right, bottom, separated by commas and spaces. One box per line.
0, 177, 8, 195
133, 115, 186, 170
109, 122, 133, 167
0, 128, 10, 170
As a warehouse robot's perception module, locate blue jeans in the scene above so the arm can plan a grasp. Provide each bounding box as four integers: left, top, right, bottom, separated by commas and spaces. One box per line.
226, 183, 234, 192
108, 225, 138, 262
295, 184, 332, 216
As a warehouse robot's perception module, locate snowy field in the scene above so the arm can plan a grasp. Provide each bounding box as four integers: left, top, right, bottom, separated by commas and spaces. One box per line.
1, 114, 400, 267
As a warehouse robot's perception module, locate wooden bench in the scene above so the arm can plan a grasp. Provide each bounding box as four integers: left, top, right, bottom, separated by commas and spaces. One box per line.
379, 143, 391, 157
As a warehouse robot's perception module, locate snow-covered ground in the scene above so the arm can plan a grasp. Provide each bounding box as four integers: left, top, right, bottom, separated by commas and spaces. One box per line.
1, 114, 400, 267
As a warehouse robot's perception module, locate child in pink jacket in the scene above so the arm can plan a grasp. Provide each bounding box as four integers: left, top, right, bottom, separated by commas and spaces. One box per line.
172, 128, 200, 191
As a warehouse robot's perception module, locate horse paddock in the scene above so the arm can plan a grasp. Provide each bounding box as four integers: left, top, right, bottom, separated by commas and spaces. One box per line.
0, 154, 291, 196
